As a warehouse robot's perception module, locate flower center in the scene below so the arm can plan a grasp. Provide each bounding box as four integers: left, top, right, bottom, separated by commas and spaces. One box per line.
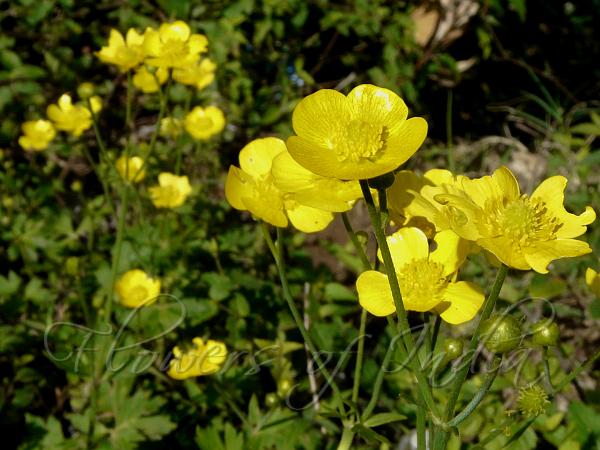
162, 39, 187, 57
483, 195, 559, 246
331, 120, 387, 163
195, 116, 214, 129
132, 286, 149, 305
397, 258, 447, 309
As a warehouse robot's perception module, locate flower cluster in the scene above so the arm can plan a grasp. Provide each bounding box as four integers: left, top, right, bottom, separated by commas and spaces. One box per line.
97, 21, 224, 141
18, 92, 102, 151
225, 83, 596, 325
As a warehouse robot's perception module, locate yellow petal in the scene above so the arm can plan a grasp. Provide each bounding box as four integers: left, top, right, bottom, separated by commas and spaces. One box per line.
531, 176, 596, 239
424, 169, 455, 185
382, 227, 429, 268
271, 150, 319, 192
239, 138, 286, 178
378, 116, 428, 168
286, 204, 334, 233
291, 89, 350, 145
478, 236, 530, 270
439, 281, 485, 324
356, 271, 396, 316
524, 239, 592, 274
242, 194, 288, 228
429, 230, 469, 276
159, 21, 190, 42
586, 268, 600, 298
433, 193, 481, 240
225, 166, 253, 210
346, 84, 408, 130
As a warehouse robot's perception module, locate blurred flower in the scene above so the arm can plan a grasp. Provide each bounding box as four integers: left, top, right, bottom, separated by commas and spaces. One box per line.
172, 58, 216, 90
271, 150, 362, 212
115, 155, 145, 183
435, 167, 596, 273
77, 82, 95, 99
160, 117, 183, 139
225, 137, 335, 232
143, 21, 208, 69
184, 105, 225, 140
586, 267, 600, 297
132, 66, 168, 94
356, 227, 483, 324
46, 94, 92, 136
287, 84, 428, 180
115, 269, 161, 308
18, 120, 56, 151
97, 28, 147, 71
167, 337, 227, 380
149, 172, 192, 208
86, 95, 103, 114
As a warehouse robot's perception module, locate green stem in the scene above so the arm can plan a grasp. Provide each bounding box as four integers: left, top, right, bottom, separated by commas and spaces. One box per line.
352, 309, 368, 406
362, 330, 397, 420
433, 264, 509, 450
542, 347, 554, 395
555, 347, 600, 393
359, 180, 440, 418
261, 223, 348, 419
341, 212, 371, 270
447, 355, 502, 428
430, 315, 441, 353
106, 188, 129, 322
337, 427, 355, 450
417, 397, 426, 450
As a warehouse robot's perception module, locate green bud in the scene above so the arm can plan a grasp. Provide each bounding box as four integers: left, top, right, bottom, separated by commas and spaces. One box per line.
77, 82, 95, 99
442, 338, 464, 361
367, 172, 395, 190
516, 384, 550, 418
277, 378, 293, 397
65, 256, 79, 276
481, 314, 523, 353
265, 393, 279, 407
530, 320, 559, 346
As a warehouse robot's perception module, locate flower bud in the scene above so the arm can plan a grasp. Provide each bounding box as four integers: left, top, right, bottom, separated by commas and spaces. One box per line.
265, 393, 279, 407
530, 320, 559, 346
516, 384, 550, 417
481, 314, 523, 353
77, 82, 95, 99
442, 338, 463, 361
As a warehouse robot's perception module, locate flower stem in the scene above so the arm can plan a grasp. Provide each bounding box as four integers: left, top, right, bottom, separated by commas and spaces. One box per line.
542, 347, 554, 395
433, 264, 508, 450
447, 355, 502, 428
261, 223, 348, 419
352, 308, 367, 406
341, 212, 371, 270
359, 180, 439, 418
362, 327, 397, 420
106, 188, 129, 322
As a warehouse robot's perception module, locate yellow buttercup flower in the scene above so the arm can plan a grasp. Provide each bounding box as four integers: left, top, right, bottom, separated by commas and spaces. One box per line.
143, 21, 208, 69
149, 172, 192, 208
172, 58, 216, 90
115, 155, 145, 183
167, 337, 227, 380
18, 120, 56, 151
97, 28, 147, 71
184, 106, 225, 140
286, 84, 428, 180
87, 95, 103, 114
160, 117, 183, 139
356, 227, 484, 324
46, 94, 92, 137
271, 150, 362, 212
115, 269, 161, 308
225, 137, 335, 232
436, 167, 596, 273
586, 267, 600, 298
132, 66, 168, 93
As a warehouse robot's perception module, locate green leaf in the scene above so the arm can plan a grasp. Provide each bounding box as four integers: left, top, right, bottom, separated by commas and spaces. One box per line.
363, 412, 407, 428
351, 424, 390, 444
0, 271, 21, 296
568, 401, 600, 442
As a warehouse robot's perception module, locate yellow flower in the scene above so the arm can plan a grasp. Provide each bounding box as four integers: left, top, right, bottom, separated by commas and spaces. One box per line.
225, 137, 335, 232
167, 337, 227, 380
97, 28, 147, 71
115, 155, 145, 183
149, 172, 192, 208
46, 94, 92, 136
184, 106, 225, 140
18, 120, 56, 151
356, 227, 483, 324
286, 84, 428, 180
115, 269, 161, 308
132, 66, 168, 93
436, 167, 596, 273
87, 96, 103, 114
160, 117, 183, 139
586, 267, 600, 298
143, 21, 208, 69
172, 58, 216, 90
271, 149, 362, 212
